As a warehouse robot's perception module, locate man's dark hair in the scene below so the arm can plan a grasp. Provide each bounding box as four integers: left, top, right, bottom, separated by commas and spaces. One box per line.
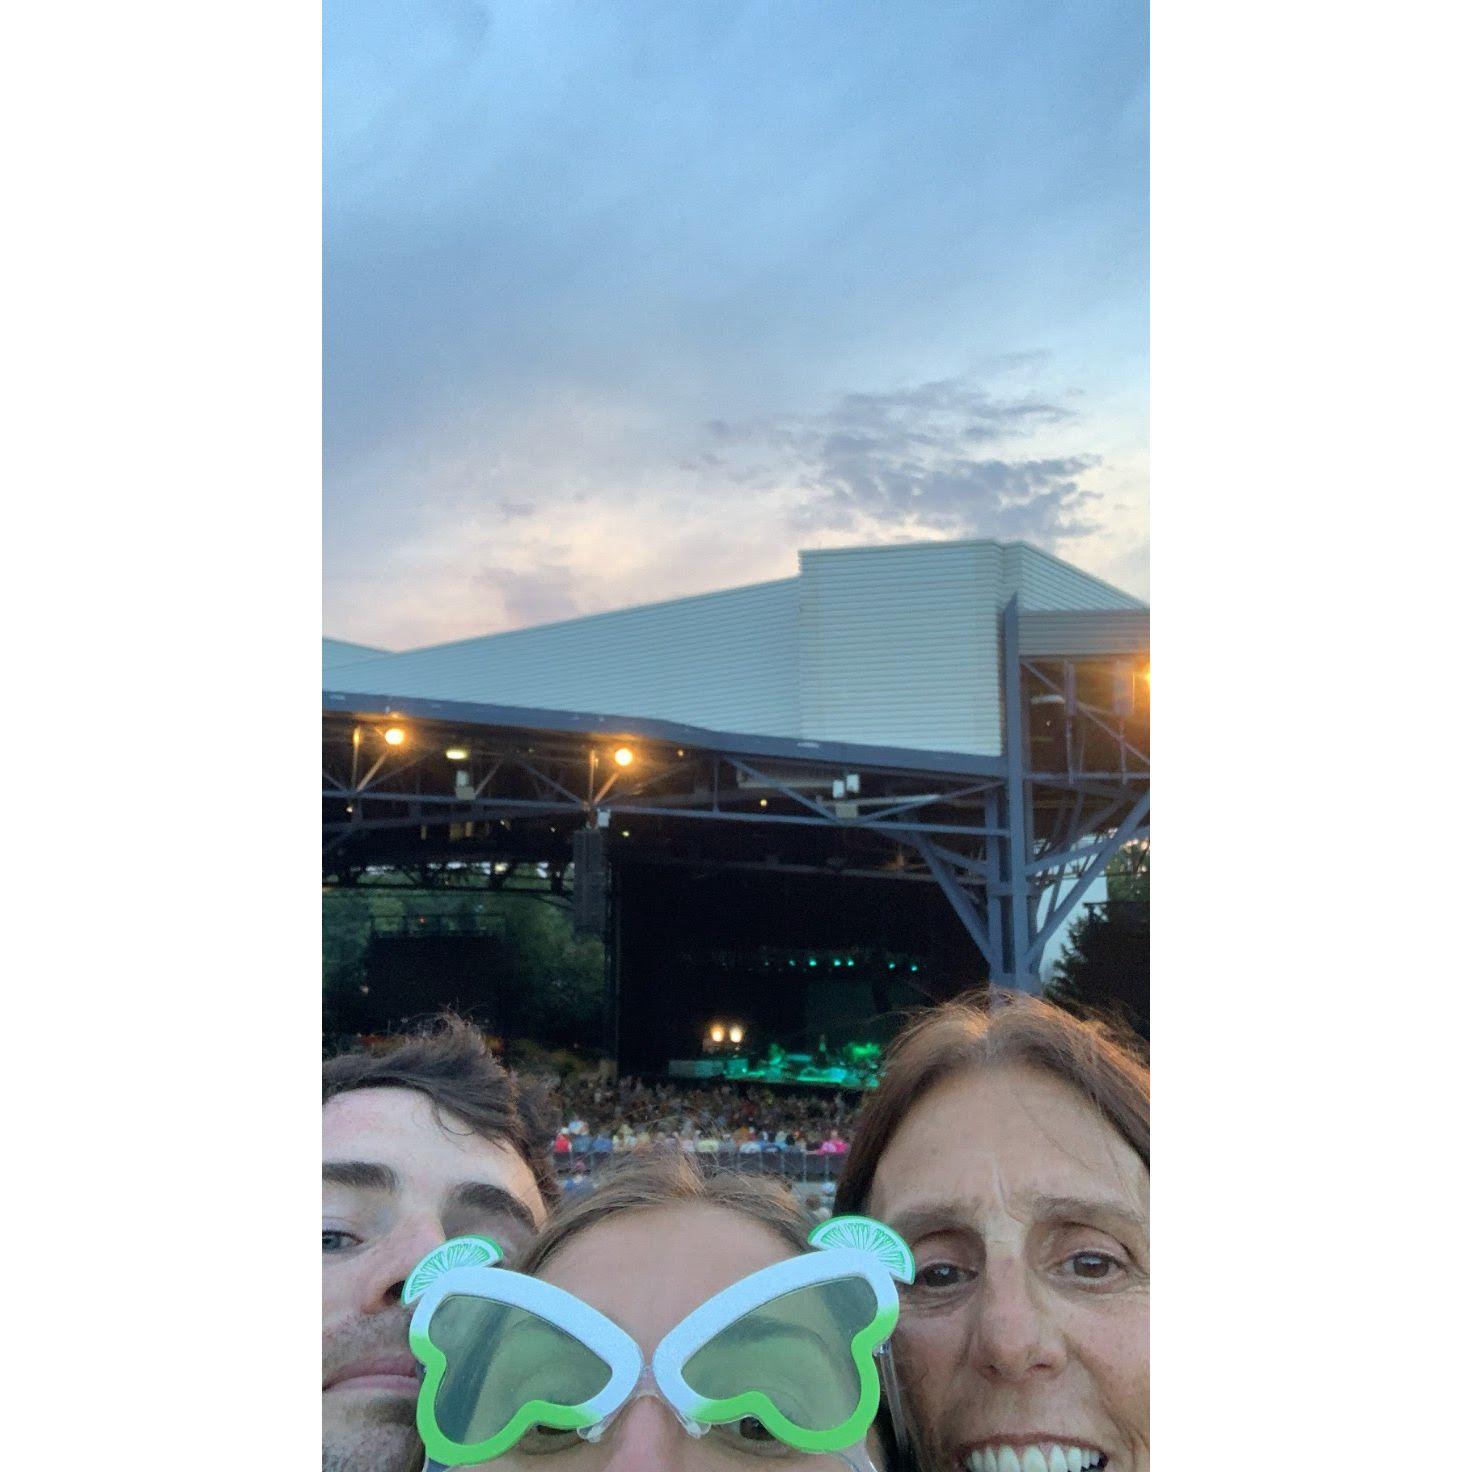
323, 1014, 559, 1210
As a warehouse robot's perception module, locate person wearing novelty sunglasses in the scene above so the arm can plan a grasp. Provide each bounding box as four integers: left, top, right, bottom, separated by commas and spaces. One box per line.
402, 1154, 904, 1471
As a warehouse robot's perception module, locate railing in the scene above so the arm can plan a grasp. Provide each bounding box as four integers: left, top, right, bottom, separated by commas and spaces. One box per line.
553, 1143, 849, 1183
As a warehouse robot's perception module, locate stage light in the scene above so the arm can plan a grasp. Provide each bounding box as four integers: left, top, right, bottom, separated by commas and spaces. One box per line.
710, 1024, 726, 1044
729, 1025, 744, 1044
383, 726, 407, 747
445, 746, 469, 761
759, 798, 768, 807
808, 958, 817, 967
613, 747, 635, 767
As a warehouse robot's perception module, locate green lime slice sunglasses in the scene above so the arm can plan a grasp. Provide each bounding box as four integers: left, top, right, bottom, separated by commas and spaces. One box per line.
401, 1215, 914, 1469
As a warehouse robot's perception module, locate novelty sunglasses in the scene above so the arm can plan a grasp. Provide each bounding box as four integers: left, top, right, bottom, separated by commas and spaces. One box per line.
401, 1215, 914, 1469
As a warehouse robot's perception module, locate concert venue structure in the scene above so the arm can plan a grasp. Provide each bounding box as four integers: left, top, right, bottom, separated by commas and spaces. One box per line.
324, 539, 1148, 1077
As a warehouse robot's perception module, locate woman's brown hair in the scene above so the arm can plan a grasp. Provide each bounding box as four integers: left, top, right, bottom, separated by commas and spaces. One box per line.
834, 990, 1149, 1216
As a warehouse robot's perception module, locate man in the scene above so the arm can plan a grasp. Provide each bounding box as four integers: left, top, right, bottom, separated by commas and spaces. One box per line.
323, 1016, 559, 1472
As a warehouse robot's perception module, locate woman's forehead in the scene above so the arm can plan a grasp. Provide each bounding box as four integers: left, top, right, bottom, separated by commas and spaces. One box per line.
540, 1204, 796, 1344
872, 1063, 1147, 1220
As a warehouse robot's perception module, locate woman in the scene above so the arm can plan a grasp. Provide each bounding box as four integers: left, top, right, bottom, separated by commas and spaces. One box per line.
405, 1154, 901, 1470
836, 993, 1149, 1472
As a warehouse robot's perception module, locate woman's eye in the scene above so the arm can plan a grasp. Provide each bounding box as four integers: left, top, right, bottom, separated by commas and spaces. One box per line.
710, 1417, 796, 1458
1062, 1250, 1123, 1281
322, 1229, 361, 1253
514, 1424, 582, 1456
914, 1262, 976, 1290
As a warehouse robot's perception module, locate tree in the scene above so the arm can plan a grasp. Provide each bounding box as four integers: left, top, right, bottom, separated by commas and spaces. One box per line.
1045, 844, 1149, 1040
323, 882, 607, 1053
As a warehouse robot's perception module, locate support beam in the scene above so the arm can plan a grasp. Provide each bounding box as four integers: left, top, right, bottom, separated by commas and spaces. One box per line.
999, 597, 1039, 993
1025, 793, 1150, 969
909, 833, 1001, 975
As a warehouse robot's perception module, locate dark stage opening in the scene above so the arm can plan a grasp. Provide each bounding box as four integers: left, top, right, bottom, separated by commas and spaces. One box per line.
612, 863, 986, 1077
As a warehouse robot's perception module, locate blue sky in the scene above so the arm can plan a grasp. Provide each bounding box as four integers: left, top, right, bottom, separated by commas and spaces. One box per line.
325, 0, 1147, 648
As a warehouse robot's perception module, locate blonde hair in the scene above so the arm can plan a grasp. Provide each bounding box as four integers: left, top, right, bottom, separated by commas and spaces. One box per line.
512, 1153, 813, 1275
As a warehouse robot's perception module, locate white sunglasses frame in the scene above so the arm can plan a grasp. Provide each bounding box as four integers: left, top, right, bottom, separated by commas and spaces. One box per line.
407, 1246, 899, 1466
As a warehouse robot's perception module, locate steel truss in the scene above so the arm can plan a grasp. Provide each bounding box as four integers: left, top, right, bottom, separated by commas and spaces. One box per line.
322, 606, 1147, 994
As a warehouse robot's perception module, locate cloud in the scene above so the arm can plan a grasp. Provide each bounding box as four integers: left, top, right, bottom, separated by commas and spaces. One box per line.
475, 563, 581, 627
702, 377, 1100, 544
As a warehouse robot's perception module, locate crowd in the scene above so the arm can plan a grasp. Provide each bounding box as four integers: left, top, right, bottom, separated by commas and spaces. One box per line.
545, 1074, 856, 1160
324, 993, 1150, 1472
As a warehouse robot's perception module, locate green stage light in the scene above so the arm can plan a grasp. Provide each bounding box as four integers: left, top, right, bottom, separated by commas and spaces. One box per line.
832, 958, 841, 967
887, 962, 896, 970
910, 964, 919, 972
808, 957, 817, 967
846, 958, 855, 967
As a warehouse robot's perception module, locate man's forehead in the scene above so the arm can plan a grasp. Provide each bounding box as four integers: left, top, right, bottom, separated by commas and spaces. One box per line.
324, 1085, 545, 1222
326, 1084, 466, 1143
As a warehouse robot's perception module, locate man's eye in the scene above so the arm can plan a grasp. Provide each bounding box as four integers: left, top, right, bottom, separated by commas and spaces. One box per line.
914, 1262, 975, 1290
322, 1229, 360, 1253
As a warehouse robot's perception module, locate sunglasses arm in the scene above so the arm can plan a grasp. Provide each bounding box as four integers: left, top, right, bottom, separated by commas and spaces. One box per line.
875, 1338, 913, 1461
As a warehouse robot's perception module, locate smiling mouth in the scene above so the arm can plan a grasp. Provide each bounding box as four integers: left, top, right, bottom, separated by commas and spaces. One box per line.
962, 1446, 1107, 1472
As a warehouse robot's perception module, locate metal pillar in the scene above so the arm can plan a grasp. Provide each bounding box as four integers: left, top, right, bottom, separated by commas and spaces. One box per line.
999, 596, 1040, 992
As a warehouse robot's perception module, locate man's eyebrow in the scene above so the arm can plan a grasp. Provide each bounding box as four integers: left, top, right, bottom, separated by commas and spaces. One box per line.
323, 1161, 399, 1192
449, 1181, 537, 1232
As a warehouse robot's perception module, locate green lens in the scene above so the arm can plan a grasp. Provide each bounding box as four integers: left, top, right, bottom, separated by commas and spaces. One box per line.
683, 1276, 879, 1436
426, 1294, 612, 1448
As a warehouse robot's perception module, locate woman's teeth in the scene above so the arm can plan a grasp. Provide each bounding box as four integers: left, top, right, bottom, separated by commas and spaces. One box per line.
966, 1447, 1105, 1472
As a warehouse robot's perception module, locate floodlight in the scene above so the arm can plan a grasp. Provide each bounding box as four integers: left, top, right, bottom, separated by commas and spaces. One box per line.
383, 726, 407, 747
445, 746, 469, 761
613, 746, 635, 767
710, 1024, 726, 1044
729, 1025, 744, 1044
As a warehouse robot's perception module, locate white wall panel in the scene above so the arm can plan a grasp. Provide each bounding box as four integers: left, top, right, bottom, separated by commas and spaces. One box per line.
324, 580, 801, 737
798, 541, 1005, 754
1002, 544, 1145, 610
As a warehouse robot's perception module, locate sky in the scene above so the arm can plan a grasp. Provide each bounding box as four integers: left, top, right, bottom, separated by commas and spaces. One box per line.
325, 0, 1147, 650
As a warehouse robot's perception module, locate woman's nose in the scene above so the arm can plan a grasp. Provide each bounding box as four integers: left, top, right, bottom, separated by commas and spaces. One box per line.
594, 1397, 699, 1470
968, 1260, 1067, 1384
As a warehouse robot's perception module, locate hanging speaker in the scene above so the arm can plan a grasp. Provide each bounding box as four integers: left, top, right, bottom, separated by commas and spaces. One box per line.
571, 828, 607, 937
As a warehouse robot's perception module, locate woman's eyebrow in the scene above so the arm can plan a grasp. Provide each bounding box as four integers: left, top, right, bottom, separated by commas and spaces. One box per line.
886, 1202, 977, 1242
1031, 1193, 1148, 1237
886, 1192, 1146, 1242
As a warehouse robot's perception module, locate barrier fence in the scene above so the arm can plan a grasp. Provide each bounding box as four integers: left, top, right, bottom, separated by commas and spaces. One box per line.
554, 1143, 849, 1184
